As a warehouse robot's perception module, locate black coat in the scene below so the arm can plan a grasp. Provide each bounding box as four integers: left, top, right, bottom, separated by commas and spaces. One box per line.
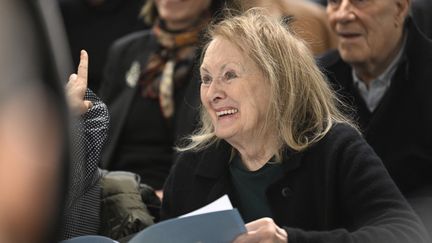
161, 124, 429, 243
412, 0, 432, 39
320, 19, 432, 196
99, 30, 200, 187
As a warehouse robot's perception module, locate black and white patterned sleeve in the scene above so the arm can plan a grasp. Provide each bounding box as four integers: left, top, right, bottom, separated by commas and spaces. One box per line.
62, 89, 110, 239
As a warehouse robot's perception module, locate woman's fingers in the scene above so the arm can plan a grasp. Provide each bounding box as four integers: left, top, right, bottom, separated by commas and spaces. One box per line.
69, 73, 77, 82
65, 50, 92, 115
83, 100, 93, 111
77, 50, 88, 85
233, 218, 288, 243
245, 218, 272, 231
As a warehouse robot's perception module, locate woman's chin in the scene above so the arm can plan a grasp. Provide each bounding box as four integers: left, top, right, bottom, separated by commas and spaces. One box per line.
214, 129, 236, 141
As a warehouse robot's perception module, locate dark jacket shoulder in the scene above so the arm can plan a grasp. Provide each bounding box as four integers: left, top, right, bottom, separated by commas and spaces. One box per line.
316, 49, 340, 70
108, 30, 154, 55
99, 29, 156, 103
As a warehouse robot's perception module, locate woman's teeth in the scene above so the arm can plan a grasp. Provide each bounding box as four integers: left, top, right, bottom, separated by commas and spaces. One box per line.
216, 109, 238, 117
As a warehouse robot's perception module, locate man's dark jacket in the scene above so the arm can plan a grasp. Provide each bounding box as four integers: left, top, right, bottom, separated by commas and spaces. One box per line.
161, 124, 429, 243
319, 18, 432, 196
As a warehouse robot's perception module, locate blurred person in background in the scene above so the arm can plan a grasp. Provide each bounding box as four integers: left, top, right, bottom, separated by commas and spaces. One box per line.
236, 0, 337, 55
322, 0, 432, 235
99, 0, 225, 198
307, 0, 432, 39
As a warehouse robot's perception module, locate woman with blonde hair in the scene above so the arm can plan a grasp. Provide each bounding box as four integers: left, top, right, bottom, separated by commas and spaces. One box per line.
160, 10, 429, 243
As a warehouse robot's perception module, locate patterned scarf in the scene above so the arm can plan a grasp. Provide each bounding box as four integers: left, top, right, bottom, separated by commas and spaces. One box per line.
138, 15, 209, 119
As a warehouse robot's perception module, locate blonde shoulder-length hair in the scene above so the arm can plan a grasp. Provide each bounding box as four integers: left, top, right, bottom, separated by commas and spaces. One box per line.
178, 9, 355, 155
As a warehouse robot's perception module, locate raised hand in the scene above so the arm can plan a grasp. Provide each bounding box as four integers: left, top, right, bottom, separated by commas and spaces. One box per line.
233, 218, 288, 243
66, 50, 93, 115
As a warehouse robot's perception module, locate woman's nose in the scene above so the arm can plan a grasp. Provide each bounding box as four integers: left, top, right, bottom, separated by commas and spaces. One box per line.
206, 80, 226, 104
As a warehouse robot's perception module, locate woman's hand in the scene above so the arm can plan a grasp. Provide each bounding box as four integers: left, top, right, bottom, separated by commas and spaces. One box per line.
233, 217, 288, 243
66, 50, 92, 116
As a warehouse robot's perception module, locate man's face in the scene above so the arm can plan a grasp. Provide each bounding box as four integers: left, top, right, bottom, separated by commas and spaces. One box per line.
327, 0, 409, 67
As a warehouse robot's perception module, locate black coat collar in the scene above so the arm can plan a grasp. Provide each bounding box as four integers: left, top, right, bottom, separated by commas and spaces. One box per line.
193, 140, 304, 179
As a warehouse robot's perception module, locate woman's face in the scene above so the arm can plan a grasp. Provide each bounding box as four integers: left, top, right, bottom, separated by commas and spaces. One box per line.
155, 0, 211, 30
200, 37, 271, 146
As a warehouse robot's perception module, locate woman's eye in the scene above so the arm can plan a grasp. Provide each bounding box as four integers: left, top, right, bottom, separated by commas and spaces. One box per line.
224, 71, 237, 80
201, 75, 212, 85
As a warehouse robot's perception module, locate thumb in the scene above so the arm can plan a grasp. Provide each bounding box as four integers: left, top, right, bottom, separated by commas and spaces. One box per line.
83, 100, 93, 111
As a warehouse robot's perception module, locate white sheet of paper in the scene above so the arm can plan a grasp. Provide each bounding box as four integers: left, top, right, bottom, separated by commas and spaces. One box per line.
179, 195, 233, 218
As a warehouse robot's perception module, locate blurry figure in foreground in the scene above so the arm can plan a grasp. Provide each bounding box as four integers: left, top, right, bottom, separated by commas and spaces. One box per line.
0, 84, 64, 243
0, 0, 69, 242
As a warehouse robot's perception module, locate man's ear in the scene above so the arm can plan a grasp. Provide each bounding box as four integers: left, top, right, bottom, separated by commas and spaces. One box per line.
395, 0, 411, 25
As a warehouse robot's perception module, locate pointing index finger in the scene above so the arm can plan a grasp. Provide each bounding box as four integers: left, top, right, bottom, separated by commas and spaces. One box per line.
77, 50, 88, 85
